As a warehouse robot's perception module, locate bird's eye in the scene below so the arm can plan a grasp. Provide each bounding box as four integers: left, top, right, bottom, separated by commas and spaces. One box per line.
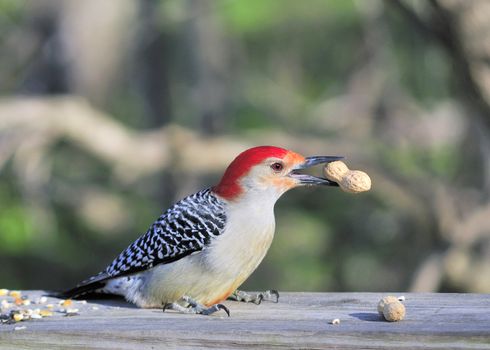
270, 162, 284, 172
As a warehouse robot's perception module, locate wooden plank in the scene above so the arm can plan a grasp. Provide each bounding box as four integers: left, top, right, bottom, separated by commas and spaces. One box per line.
0, 292, 489, 349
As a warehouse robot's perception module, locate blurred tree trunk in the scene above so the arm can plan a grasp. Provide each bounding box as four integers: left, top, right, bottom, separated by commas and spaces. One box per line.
432, 0, 490, 117
135, 0, 172, 127
184, 0, 231, 135
58, 0, 136, 106
387, 0, 490, 129
134, 0, 175, 206
19, 1, 69, 94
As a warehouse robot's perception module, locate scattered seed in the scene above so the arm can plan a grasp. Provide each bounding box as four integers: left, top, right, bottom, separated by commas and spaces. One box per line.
22, 300, 31, 306
38, 297, 48, 304
12, 313, 24, 322
14, 326, 26, 331
78, 300, 87, 305
46, 304, 54, 309
60, 299, 73, 307
39, 310, 53, 317
9, 291, 21, 298
330, 318, 340, 325
1, 300, 10, 309
30, 313, 42, 319
92, 306, 99, 310
63, 308, 79, 315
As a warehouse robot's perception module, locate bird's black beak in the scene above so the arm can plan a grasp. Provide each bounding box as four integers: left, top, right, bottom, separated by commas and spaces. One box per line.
289, 156, 344, 186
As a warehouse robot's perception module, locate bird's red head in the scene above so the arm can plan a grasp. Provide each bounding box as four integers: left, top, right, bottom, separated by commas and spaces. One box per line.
212, 146, 306, 200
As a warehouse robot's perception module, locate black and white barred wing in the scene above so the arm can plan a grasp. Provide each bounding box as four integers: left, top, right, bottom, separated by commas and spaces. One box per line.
61, 189, 227, 297
106, 188, 226, 276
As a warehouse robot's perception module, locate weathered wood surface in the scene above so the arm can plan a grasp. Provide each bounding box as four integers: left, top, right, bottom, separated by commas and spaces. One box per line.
0, 292, 489, 349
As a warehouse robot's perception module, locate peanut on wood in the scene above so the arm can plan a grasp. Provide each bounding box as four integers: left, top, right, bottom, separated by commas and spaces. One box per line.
377, 296, 399, 315
383, 300, 406, 322
377, 295, 406, 322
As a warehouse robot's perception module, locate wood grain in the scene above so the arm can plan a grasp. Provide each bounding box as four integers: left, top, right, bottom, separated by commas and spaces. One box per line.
0, 292, 489, 349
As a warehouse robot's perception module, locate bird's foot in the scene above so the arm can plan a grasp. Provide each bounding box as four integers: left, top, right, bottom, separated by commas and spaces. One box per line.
163, 295, 230, 316
228, 289, 279, 305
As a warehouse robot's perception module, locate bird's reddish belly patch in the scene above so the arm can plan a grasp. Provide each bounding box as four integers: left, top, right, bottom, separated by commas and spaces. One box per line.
205, 286, 235, 307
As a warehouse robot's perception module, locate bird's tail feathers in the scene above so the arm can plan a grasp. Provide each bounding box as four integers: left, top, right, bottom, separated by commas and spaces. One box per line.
46, 272, 112, 299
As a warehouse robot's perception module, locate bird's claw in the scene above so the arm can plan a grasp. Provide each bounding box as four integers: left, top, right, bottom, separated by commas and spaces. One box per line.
163, 296, 230, 316
265, 289, 280, 303
201, 303, 230, 317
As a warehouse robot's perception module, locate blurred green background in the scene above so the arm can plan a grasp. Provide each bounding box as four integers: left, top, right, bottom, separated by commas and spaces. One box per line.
0, 0, 489, 294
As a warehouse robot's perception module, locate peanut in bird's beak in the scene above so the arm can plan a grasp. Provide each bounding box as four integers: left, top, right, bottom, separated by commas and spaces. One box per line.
289, 156, 344, 186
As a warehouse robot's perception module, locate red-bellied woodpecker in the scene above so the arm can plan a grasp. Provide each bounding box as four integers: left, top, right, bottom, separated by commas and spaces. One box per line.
60, 146, 342, 316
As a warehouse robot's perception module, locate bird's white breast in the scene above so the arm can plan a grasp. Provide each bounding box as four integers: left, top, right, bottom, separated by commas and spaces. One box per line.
206, 193, 277, 286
